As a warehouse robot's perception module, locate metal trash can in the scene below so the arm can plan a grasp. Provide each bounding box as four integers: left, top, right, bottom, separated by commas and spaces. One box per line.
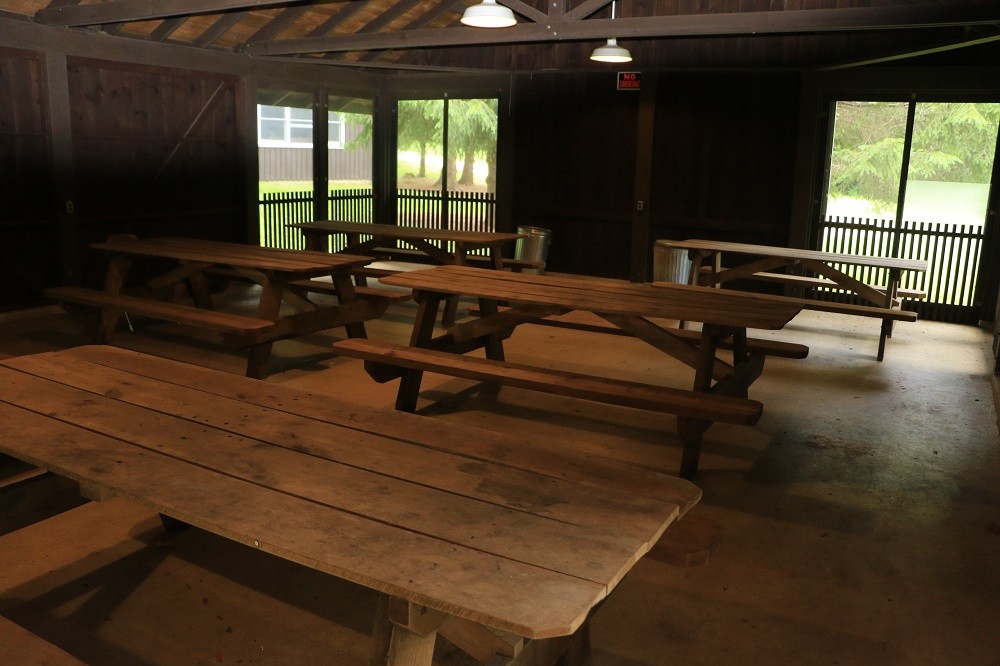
653, 240, 692, 284
515, 226, 553, 271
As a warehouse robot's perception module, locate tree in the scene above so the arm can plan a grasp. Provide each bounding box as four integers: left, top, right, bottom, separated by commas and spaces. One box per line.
829, 101, 1000, 213
447, 98, 498, 190
398, 99, 443, 180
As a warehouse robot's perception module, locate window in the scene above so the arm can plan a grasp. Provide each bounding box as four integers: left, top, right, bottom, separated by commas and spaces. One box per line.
257, 104, 345, 149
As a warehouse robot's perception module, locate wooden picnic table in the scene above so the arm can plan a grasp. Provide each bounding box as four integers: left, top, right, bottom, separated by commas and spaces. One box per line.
45, 236, 387, 378
289, 220, 530, 323
289, 220, 528, 269
0, 345, 702, 665
656, 239, 928, 360
335, 265, 805, 478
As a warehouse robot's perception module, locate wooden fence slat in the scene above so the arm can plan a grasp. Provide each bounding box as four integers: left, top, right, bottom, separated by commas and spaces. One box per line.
259, 187, 496, 256
817, 214, 984, 324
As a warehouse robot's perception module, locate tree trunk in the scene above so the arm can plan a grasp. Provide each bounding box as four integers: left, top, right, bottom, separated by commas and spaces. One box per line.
458, 143, 476, 186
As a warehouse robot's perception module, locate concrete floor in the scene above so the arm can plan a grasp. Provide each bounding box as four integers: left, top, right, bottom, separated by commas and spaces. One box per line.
0, 291, 998, 665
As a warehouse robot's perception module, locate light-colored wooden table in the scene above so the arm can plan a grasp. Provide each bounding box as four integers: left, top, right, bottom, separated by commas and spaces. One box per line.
289, 220, 527, 269
656, 239, 928, 360
53, 236, 382, 378
375, 265, 804, 477
289, 220, 529, 322
0, 346, 701, 666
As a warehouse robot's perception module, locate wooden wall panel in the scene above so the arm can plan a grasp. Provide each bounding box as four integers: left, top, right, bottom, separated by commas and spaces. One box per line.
649, 72, 800, 247
0, 48, 59, 308
510, 70, 800, 278
511, 72, 639, 277
0, 48, 50, 225
66, 58, 244, 279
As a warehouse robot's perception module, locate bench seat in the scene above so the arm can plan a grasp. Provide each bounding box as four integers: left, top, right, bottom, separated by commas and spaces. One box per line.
729, 269, 927, 300
45, 286, 274, 335
465, 306, 809, 359
288, 278, 412, 303
332, 338, 763, 426
740, 291, 918, 322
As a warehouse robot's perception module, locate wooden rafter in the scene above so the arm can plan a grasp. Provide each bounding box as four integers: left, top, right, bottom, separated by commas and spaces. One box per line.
500, 0, 546, 23
243, 5, 311, 43
822, 32, 1000, 70
35, 0, 307, 26
149, 16, 187, 41
194, 11, 245, 48
562, 0, 610, 22
244, 4, 1000, 56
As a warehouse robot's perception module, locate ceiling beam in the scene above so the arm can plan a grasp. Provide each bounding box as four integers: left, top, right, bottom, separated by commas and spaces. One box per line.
194, 11, 245, 48
562, 0, 610, 22
822, 32, 1000, 70
501, 0, 547, 23
244, 4, 1000, 56
35, 0, 312, 27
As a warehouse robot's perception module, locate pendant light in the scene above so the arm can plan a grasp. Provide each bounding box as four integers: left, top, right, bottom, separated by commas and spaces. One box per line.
461, 0, 516, 28
590, 1, 632, 63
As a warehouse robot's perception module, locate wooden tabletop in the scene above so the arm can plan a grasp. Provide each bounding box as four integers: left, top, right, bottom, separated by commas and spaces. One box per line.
655, 239, 928, 272
289, 220, 526, 245
0, 346, 700, 640
381, 265, 802, 330
91, 236, 372, 276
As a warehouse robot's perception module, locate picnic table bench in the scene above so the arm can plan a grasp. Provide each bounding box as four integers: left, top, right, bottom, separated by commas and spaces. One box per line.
0, 346, 702, 665
334, 265, 806, 478
655, 239, 927, 360
289, 220, 534, 323
45, 236, 390, 378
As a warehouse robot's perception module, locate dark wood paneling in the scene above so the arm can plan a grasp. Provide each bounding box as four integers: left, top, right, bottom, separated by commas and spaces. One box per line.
0, 48, 59, 307
511, 71, 639, 277
512, 70, 800, 278
650, 72, 801, 247
0, 48, 50, 226
66, 59, 243, 239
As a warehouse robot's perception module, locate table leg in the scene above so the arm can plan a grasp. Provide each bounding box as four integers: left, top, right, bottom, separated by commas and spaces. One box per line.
244, 280, 285, 378
331, 273, 368, 339
302, 230, 323, 252
344, 232, 370, 287
396, 292, 444, 412
387, 628, 437, 666
877, 269, 901, 362
675, 324, 725, 479
477, 297, 506, 362
441, 243, 470, 326
97, 253, 133, 343
441, 298, 460, 326
382, 599, 446, 666
185, 268, 214, 310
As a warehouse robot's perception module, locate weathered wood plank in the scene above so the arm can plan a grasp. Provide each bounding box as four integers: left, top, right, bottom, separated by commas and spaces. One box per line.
3, 354, 686, 546
0, 401, 605, 639
45, 286, 273, 333
332, 338, 762, 425
380, 266, 802, 330
52, 345, 703, 513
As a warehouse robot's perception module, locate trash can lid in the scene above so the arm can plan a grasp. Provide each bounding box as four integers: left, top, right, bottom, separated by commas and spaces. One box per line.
517, 225, 553, 235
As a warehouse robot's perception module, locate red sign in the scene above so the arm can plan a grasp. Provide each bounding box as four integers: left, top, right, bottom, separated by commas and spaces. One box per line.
617, 72, 641, 91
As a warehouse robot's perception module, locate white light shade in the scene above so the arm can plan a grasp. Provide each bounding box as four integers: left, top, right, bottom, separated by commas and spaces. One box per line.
590, 38, 632, 63
461, 0, 516, 28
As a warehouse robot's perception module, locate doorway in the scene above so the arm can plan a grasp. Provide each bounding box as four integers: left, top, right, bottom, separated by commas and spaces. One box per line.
255, 87, 374, 250
394, 96, 499, 255
818, 100, 1000, 323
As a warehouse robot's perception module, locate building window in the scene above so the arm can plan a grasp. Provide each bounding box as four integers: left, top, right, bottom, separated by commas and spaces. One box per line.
257, 104, 345, 149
